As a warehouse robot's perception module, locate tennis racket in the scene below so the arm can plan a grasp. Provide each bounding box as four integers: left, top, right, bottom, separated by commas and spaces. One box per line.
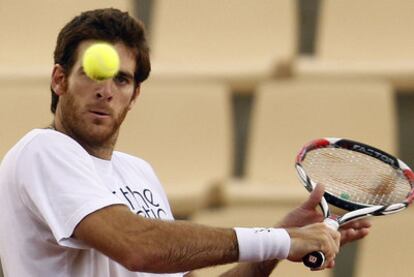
295, 138, 414, 269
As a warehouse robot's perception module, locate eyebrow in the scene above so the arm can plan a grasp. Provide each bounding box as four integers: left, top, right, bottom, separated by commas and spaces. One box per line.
116, 70, 134, 81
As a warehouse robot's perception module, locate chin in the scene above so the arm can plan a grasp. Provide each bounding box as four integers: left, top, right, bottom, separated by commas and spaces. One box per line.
80, 124, 118, 145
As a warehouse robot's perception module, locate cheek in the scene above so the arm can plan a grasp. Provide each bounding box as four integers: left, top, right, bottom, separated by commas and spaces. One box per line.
114, 94, 134, 121
62, 83, 88, 114
119, 90, 136, 107
62, 92, 81, 116
127, 98, 135, 111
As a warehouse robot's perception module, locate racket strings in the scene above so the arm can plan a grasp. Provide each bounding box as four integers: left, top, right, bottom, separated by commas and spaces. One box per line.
302, 148, 411, 206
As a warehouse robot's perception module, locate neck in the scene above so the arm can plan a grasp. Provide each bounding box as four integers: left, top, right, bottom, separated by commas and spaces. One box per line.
50, 120, 116, 160
80, 141, 115, 160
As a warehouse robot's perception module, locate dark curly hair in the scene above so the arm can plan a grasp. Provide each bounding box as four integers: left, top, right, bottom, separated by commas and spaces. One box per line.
50, 8, 151, 113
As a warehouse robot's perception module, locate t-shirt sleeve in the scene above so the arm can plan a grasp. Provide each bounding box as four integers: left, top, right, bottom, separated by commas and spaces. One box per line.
15, 132, 126, 249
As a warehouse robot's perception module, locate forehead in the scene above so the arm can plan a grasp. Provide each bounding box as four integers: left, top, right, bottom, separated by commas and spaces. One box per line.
75, 40, 136, 74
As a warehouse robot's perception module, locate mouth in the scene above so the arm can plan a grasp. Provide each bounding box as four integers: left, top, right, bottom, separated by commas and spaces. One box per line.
89, 109, 111, 118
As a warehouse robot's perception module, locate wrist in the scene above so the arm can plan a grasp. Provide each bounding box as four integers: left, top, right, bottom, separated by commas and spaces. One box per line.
233, 227, 291, 262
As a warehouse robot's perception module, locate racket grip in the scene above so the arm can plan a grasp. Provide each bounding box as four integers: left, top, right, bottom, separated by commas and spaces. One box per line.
302, 218, 339, 269
303, 251, 325, 268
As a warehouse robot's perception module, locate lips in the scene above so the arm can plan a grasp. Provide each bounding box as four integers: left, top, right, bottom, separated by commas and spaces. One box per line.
90, 110, 110, 116
88, 107, 112, 118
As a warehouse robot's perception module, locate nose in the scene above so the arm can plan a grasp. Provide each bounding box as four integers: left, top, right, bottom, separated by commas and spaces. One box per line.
95, 80, 114, 101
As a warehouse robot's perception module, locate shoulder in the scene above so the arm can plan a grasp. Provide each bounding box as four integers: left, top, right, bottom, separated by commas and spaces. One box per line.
1, 129, 97, 195
5, 129, 91, 170
14, 128, 87, 155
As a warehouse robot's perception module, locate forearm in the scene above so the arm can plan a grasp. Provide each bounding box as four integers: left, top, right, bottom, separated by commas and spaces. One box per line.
75, 205, 295, 274
130, 219, 239, 273
220, 260, 280, 277
74, 205, 239, 273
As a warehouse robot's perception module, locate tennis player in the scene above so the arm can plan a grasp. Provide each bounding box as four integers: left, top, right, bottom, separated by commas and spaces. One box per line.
0, 8, 370, 277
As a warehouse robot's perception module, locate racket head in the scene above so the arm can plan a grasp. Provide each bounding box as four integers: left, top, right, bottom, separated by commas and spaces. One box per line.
295, 138, 414, 216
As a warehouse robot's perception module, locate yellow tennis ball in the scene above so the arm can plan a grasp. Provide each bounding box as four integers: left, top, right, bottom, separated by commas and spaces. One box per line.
82, 43, 120, 81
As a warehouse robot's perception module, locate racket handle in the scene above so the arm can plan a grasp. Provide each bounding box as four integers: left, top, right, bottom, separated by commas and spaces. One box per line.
302, 218, 339, 269
303, 251, 325, 268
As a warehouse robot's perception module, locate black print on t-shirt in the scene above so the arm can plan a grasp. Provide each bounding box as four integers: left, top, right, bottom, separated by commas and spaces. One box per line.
112, 186, 167, 219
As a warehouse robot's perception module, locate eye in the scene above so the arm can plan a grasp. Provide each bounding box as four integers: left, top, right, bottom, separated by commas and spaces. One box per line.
114, 74, 131, 86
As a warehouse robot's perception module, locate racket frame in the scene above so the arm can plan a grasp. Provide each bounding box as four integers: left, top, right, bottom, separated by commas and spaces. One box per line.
295, 137, 414, 268
296, 137, 414, 221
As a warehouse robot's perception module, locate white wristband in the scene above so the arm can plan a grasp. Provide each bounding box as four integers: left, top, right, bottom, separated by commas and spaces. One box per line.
234, 227, 291, 262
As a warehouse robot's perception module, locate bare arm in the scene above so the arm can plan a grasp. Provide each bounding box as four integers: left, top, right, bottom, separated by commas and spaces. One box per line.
74, 202, 342, 274
73, 205, 239, 273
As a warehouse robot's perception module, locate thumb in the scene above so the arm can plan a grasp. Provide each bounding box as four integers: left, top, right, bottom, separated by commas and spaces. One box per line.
301, 183, 325, 210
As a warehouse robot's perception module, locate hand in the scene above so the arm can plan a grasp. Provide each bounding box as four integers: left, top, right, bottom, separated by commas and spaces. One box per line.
277, 184, 325, 229
278, 184, 371, 246
338, 219, 371, 246
286, 223, 340, 270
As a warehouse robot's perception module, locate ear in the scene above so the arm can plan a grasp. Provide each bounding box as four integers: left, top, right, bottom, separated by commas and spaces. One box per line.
128, 84, 141, 111
51, 64, 67, 96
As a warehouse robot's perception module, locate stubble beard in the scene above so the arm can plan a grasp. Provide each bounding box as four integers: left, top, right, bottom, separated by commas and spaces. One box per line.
59, 92, 129, 151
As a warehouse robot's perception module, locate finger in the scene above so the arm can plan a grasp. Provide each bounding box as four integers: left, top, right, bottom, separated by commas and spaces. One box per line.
330, 233, 341, 258
301, 183, 325, 210
340, 227, 370, 246
325, 229, 340, 264
311, 253, 335, 271
327, 227, 341, 245
340, 218, 372, 230
316, 229, 338, 268
326, 260, 336, 269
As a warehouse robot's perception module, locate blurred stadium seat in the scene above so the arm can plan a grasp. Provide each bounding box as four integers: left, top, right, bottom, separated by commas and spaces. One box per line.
192, 78, 398, 276
0, 0, 133, 78
294, 0, 414, 91
149, 0, 297, 92
116, 80, 234, 218
0, 78, 52, 159
221, 79, 397, 206
355, 208, 414, 277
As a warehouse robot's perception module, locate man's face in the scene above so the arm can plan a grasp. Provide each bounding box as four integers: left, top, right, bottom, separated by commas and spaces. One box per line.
53, 40, 138, 147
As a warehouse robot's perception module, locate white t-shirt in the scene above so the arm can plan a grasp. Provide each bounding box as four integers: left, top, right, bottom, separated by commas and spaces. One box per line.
0, 129, 184, 277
